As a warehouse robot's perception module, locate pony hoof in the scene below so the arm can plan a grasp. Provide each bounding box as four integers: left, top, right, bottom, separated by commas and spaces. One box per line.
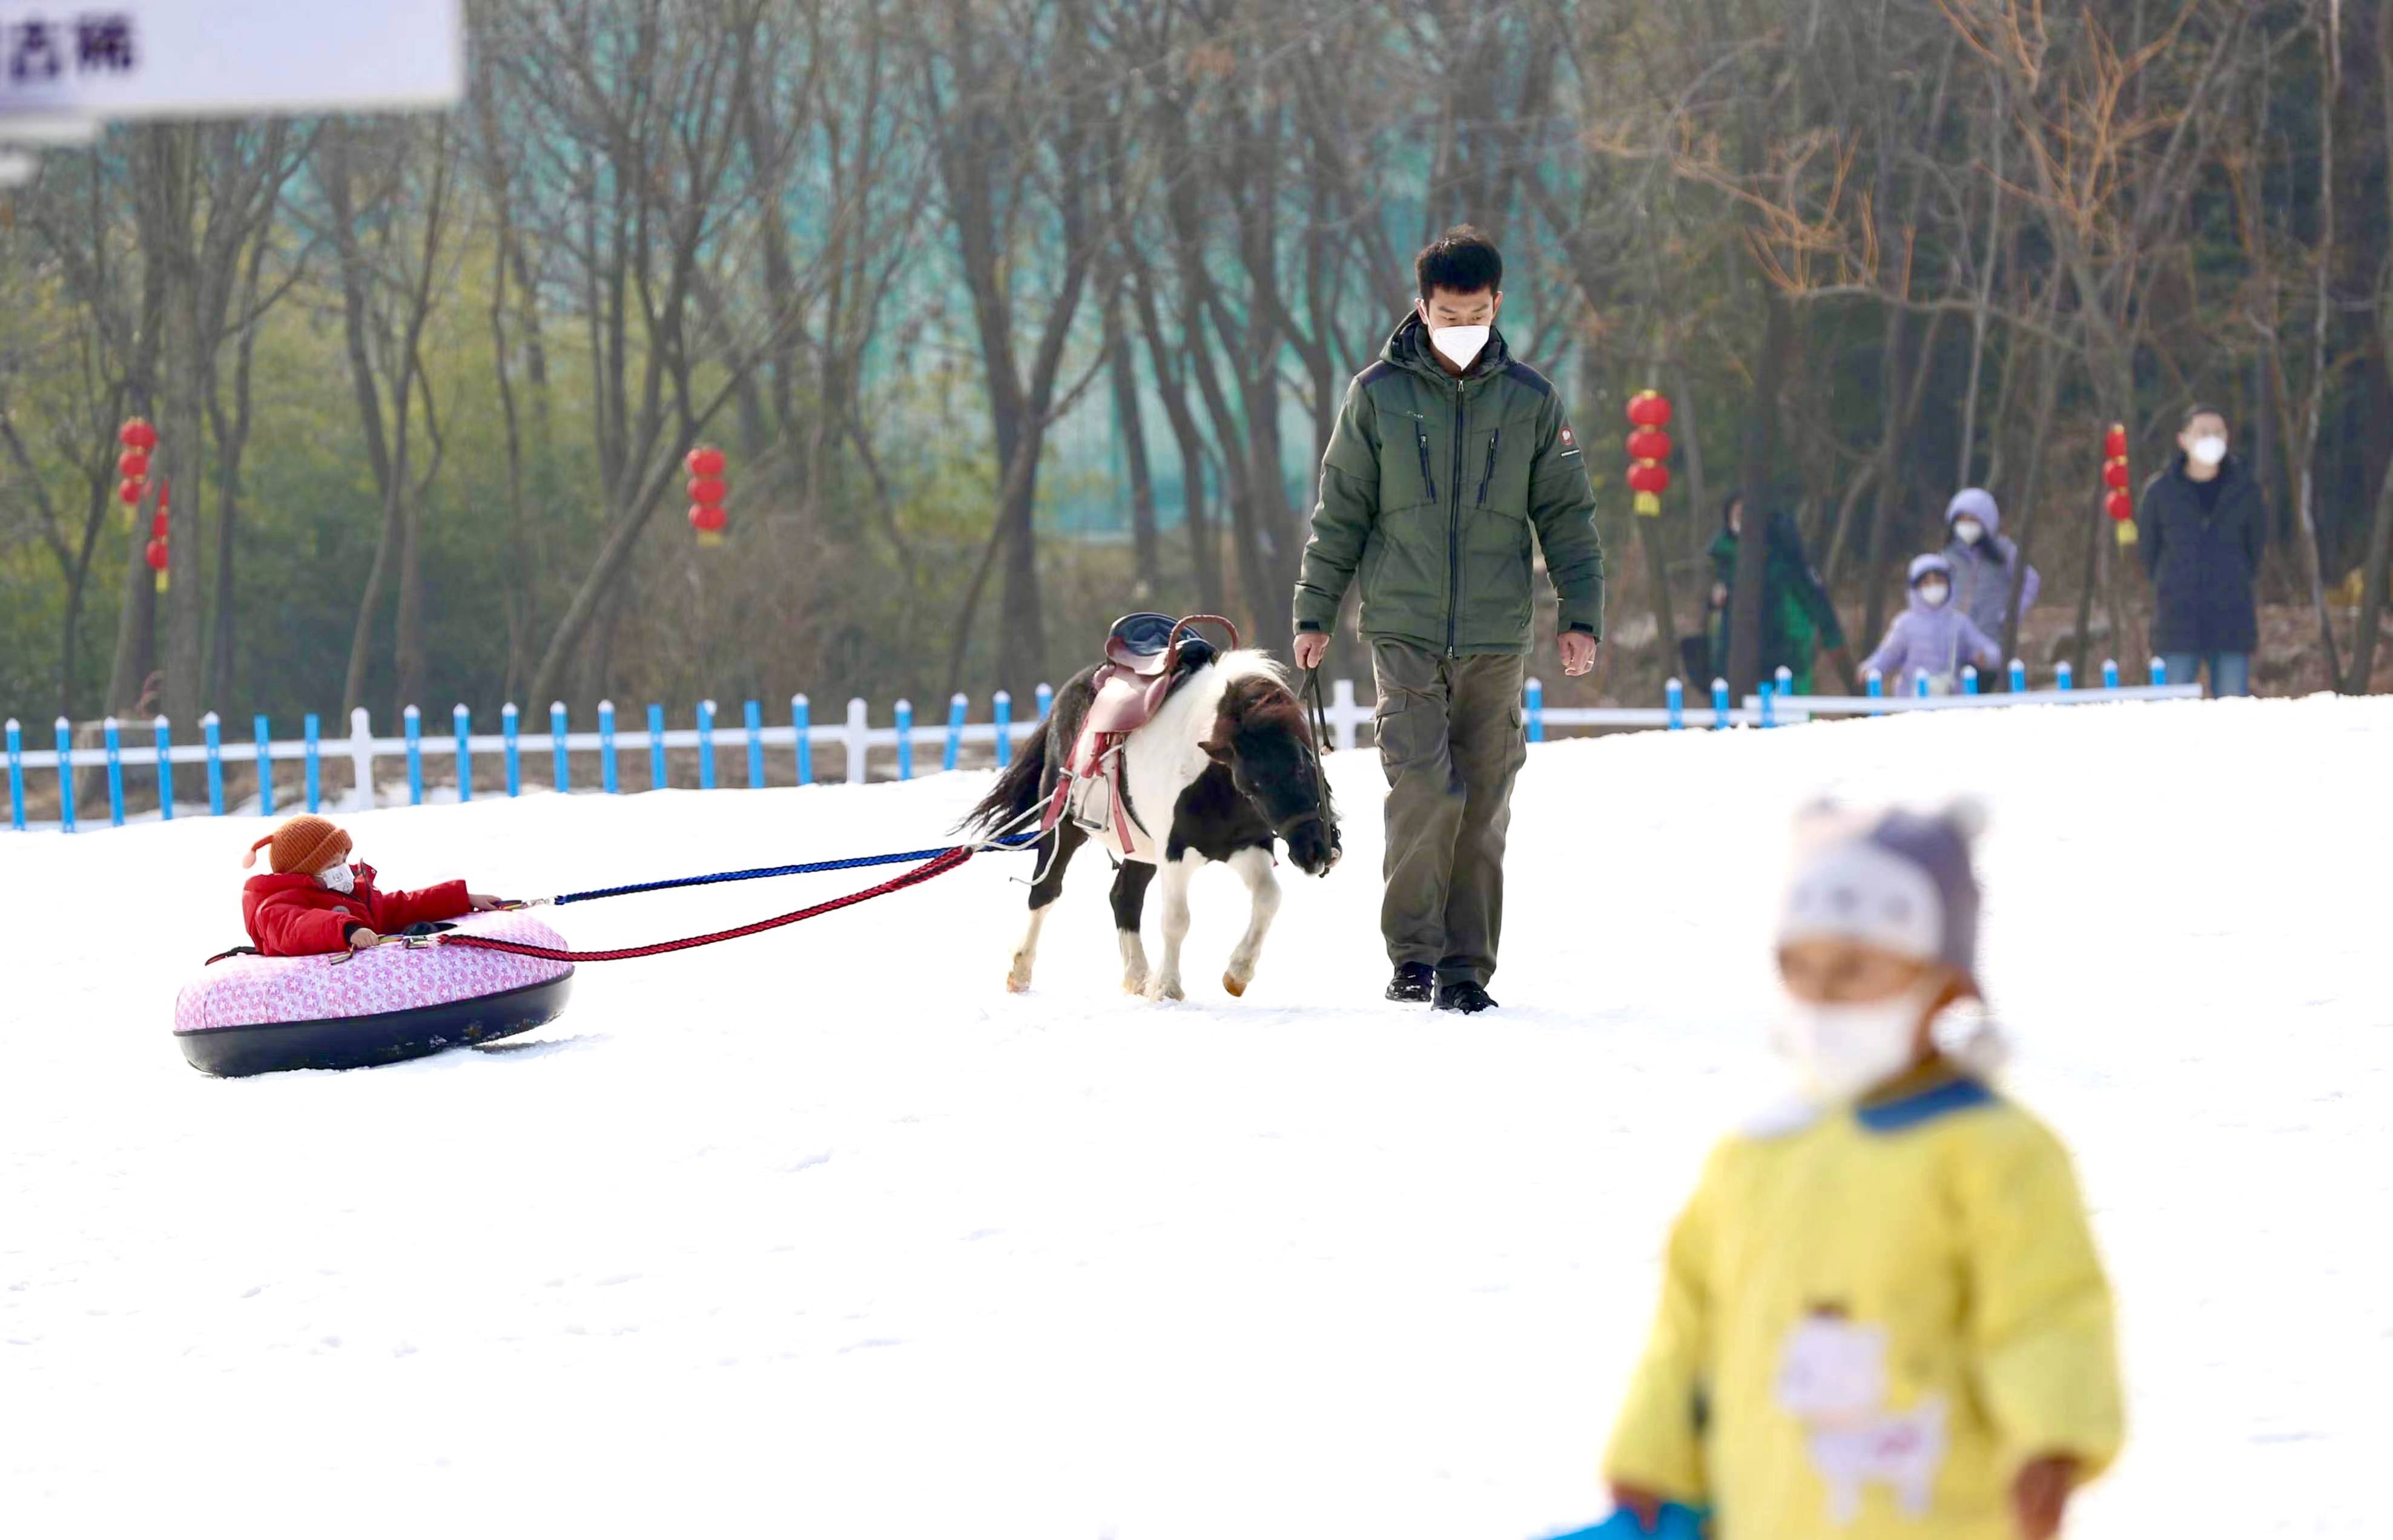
1144, 978, 1184, 1003
1221, 972, 1248, 998
1123, 974, 1148, 996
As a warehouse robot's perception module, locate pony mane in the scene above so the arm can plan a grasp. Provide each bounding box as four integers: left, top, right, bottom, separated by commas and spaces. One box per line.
1210, 648, 1290, 692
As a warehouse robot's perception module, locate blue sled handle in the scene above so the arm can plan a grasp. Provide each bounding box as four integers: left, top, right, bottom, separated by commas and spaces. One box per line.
1540, 1501, 1706, 1540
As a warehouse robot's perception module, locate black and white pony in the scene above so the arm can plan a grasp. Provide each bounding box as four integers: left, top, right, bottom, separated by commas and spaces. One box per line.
964, 651, 1341, 1001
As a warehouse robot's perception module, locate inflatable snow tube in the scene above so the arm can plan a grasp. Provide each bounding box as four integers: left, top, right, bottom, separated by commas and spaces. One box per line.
174, 910, 576, 1077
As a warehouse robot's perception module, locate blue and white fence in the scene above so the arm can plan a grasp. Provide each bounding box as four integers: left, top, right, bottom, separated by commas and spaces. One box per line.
3, 657, 2205, 833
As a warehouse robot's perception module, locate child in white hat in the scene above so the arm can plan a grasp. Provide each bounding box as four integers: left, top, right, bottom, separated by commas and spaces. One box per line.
1602, 804, 2122, 1540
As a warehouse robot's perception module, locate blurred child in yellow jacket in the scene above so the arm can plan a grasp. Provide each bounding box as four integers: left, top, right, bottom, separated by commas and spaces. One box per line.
1604, 804, 2122, 1540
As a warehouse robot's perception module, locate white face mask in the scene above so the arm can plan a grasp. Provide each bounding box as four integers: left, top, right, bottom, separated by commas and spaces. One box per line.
1428, 323, 1490, 370
2190, 435, 2228, 467
1775, 985, 1936, 1106
1917, 581, 1950, 608
1953, 518, 1984, 545
318, 861, 356, 895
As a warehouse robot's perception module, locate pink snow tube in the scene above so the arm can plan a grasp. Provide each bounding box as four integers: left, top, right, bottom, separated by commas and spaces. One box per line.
175, 910, 576, 1076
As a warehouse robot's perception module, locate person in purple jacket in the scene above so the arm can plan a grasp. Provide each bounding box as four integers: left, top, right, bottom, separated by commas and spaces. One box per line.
1863, 554, 2003, 696
1942, 488, 2039, 660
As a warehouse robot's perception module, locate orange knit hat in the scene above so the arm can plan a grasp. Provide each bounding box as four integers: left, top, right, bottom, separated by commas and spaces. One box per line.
242, 814, 353, 875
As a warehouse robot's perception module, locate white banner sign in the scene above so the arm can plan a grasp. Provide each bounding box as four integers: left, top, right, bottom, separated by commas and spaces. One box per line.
0, 1, 461, 120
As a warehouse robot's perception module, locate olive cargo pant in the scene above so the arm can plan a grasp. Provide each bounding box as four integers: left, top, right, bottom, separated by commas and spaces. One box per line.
1371, 638, 1529, 987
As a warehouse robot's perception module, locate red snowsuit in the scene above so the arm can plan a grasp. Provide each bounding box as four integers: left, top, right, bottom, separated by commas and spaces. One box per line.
241, 863, 472, 958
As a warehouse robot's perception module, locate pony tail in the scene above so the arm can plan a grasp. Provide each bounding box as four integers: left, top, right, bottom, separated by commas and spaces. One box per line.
242, 835, 271, 869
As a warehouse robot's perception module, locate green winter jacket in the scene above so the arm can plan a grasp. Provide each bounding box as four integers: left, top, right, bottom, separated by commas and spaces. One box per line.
1294, 316, 1605, 654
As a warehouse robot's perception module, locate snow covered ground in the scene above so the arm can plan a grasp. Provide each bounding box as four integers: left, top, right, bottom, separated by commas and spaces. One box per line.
4, 696, 2388, 1537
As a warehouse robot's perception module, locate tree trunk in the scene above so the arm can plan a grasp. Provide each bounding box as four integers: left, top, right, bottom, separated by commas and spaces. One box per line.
1728, 283, 1795, 697
1104, 286, 1164, 599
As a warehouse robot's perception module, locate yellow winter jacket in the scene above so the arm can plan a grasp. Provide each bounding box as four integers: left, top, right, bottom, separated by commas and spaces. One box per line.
1604, 1067, 2123, 1539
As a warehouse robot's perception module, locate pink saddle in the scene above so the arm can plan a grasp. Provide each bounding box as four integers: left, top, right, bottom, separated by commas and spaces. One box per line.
1043, 614, 1241, 850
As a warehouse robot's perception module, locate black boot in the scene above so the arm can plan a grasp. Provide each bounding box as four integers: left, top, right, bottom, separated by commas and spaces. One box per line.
1385, 962, 1436, 1004
1433, 979, 1498, 1015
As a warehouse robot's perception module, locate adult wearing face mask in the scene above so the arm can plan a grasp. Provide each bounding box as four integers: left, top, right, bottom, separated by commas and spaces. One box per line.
2139, 406, 2265, 697
1860, 554, 2002, 697
1293, 225, 1605, 1015
1939, 488, 2038, 665
1706, 493, 1855, 695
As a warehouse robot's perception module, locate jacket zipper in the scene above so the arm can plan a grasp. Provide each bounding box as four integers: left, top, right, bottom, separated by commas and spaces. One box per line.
1447, 382, 1466, 657
1476, 430, 1500, 505
1414, 422, 1437, 504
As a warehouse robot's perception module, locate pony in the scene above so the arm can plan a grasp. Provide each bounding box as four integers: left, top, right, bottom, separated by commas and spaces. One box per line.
965, 650, 1341, 1001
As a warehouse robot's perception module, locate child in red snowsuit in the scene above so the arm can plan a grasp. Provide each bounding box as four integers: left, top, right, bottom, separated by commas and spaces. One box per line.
240, 814, 504, 957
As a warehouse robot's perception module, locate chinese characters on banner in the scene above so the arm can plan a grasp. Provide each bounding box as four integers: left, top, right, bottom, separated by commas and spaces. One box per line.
6, 13, 134, 83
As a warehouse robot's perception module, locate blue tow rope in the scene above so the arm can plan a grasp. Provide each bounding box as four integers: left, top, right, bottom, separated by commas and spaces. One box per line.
548, 832, 1039, 908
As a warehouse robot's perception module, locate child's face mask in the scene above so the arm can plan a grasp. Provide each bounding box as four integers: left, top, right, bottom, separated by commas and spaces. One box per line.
318, 861, 357, 895
1917, 580, 1951, 608
1953, 518, 1984, 545
1775, 982, 1938, 1105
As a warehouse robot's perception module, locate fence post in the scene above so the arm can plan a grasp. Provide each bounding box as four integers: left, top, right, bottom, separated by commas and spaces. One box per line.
1711, 677, 1729, 729
745, 699, 765, 788
103, 716, 124, 826
347, 707, 374, 812
647, 703, 666, 789
203, 712, 224, 815
943, 694, 967, 772
2055, 660, 2074, 693
5, 718, 22, 831
1759, 682, 1777, 729
1774, 664, 1795, 699
1866, 669, 1884, 716
549, 702, 571, 792
403, 706, 423, 806
844, 698, 869, 784
2008, 658, 2028, 694
2102, 658, 2120, 691
2149, 657, 2167, 686
1962, 666, 1979, 696
503, 704, 521, 797
1914, 672, 1930, 699
991, 691, 1012, 769
254, 714, 276, 816
303, 712, 322, 812
1523, 679, 1545, 743
894, 700, 914, 780
152, 716, 173, 820
1666, 677, 1684, 730
599, 701, 618, 792
791, 694, 812, 785
1331, 677, 1362, 751
454, 705, 472, 801
54, 718, 75, 832
1035, 683, 1053, 722
697, 700, 717, 790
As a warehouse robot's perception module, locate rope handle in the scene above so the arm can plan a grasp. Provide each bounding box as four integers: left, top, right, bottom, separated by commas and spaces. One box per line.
432, 844, 979, 964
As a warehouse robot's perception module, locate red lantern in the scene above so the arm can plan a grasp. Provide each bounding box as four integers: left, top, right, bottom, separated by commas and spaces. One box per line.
686, 476, 726, 506
151, 510, 168, 540
1626, 391, 1673, 429
1625, 428, 1673, 464
2102, 460, 2130, 490
144, 538, 168, 571
119, 418, 157, 451
685, 445, 726, 478
2104, 424, 2128, 459
688, 502, 728, 548
119, 450, 149, 479
1627, 462, 1672, 495
119, 478, 146, 505
2105, 490, 2132, 523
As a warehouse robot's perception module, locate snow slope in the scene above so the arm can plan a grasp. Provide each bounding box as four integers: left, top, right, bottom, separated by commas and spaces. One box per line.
4, 697, 2388, 1538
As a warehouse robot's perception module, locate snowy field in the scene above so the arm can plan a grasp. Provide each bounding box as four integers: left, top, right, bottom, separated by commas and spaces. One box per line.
4, 696, 2388, 1537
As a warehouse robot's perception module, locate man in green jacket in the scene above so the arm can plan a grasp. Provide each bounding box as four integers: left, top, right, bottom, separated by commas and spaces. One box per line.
1291, 227, 1605, 1013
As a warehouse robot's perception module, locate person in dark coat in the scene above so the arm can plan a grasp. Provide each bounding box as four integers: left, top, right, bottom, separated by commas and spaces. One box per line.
2138, 406, 2265, 697
1706, 495, 1853, 694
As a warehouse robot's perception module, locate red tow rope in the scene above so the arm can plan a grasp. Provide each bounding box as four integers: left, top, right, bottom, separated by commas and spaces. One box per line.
435, 844, 978, 964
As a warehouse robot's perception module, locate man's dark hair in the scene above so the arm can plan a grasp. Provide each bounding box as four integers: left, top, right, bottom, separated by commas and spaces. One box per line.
2180, 403, 2226, 430
1417, 226, 1502, 300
